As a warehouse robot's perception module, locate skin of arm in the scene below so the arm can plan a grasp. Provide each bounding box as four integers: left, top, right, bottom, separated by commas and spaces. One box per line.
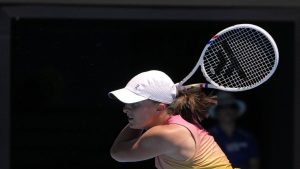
110, 124, 189, 162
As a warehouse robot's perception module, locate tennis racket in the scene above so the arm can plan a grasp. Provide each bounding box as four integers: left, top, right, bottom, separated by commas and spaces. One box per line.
177, 24, 279, 92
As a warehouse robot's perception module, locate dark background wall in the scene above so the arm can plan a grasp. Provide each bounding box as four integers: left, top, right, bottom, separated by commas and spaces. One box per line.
0, 5, 299, 169
0, 0, 300, 7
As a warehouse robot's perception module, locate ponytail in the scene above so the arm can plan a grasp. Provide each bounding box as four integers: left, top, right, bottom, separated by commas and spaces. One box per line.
167, 88, 217, 126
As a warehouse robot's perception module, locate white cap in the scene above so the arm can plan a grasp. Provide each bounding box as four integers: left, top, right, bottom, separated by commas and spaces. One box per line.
108, 70, 177, 104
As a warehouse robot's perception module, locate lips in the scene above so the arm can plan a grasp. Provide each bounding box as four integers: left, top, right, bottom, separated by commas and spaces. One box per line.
127, 117, 134, 121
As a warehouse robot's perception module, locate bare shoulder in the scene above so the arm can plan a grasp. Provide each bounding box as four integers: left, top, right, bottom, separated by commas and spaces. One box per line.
136, 125, 181, 154
143, 124, 193, 146
143, 124, 195, 160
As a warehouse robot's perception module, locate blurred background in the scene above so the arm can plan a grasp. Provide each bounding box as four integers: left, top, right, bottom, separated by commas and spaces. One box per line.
0, 1, 299, 169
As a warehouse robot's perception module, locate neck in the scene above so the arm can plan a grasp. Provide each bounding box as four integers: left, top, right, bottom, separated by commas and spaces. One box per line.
146, 111, 171, 130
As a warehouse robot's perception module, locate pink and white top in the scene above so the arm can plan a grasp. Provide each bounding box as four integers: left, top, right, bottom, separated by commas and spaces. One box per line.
155, 115, 233, 169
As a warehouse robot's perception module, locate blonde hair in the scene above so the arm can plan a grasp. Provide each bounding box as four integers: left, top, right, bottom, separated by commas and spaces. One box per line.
167, 88, 217, 127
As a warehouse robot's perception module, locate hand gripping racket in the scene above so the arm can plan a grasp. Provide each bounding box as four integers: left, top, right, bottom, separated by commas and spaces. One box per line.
177, 24, 279, 92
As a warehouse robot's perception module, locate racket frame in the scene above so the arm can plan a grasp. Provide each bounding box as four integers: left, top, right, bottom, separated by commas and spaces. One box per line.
178, 24, 279, 92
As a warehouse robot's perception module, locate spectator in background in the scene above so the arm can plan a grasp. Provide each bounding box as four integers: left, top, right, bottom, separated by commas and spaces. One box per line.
209, 91, 260, 169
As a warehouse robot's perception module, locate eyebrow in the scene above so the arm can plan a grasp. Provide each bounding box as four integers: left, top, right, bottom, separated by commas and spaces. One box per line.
125, 102, 141, 109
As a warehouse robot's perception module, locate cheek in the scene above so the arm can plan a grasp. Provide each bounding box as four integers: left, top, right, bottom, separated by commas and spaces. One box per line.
134, 110, 150, 120
134, 108, 155, 122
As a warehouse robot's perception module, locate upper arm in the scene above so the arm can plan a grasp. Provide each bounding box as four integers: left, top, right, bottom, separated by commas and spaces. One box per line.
110, 126, 176, 162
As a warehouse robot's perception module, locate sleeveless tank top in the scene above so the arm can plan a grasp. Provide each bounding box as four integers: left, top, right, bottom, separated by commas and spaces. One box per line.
155, 115, 233, 169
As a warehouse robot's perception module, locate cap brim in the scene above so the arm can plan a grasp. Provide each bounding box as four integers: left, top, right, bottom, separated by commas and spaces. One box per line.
108, 88, 147, 104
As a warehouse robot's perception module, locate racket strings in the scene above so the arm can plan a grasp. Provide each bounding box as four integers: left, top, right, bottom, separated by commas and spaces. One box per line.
203, 27, 276, 89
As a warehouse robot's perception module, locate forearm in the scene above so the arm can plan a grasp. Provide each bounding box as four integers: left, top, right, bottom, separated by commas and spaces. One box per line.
110, 124, 143, 157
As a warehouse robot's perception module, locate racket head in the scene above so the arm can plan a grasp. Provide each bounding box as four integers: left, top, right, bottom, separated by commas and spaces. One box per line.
199, 24, 279, 91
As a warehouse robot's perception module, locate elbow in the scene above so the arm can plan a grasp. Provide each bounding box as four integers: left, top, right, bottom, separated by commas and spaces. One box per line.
110, 147, 127, 162
111, 156, 127, 162
110, 147, 118, 161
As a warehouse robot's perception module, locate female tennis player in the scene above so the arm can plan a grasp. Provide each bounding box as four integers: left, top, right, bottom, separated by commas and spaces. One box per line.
109, 70, 234, 169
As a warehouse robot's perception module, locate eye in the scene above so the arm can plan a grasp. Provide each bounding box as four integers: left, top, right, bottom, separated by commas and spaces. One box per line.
124, 103, 140, 110
130, 103, 140, 109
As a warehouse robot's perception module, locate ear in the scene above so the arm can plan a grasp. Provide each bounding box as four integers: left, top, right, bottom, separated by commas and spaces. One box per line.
156, 103, 167, 112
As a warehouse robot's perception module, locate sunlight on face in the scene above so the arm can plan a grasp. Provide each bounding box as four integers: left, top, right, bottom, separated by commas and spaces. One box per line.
123, 100, 160, 129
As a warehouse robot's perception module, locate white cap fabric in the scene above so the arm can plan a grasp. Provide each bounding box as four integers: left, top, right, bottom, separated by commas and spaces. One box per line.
108, 70, 177, 104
